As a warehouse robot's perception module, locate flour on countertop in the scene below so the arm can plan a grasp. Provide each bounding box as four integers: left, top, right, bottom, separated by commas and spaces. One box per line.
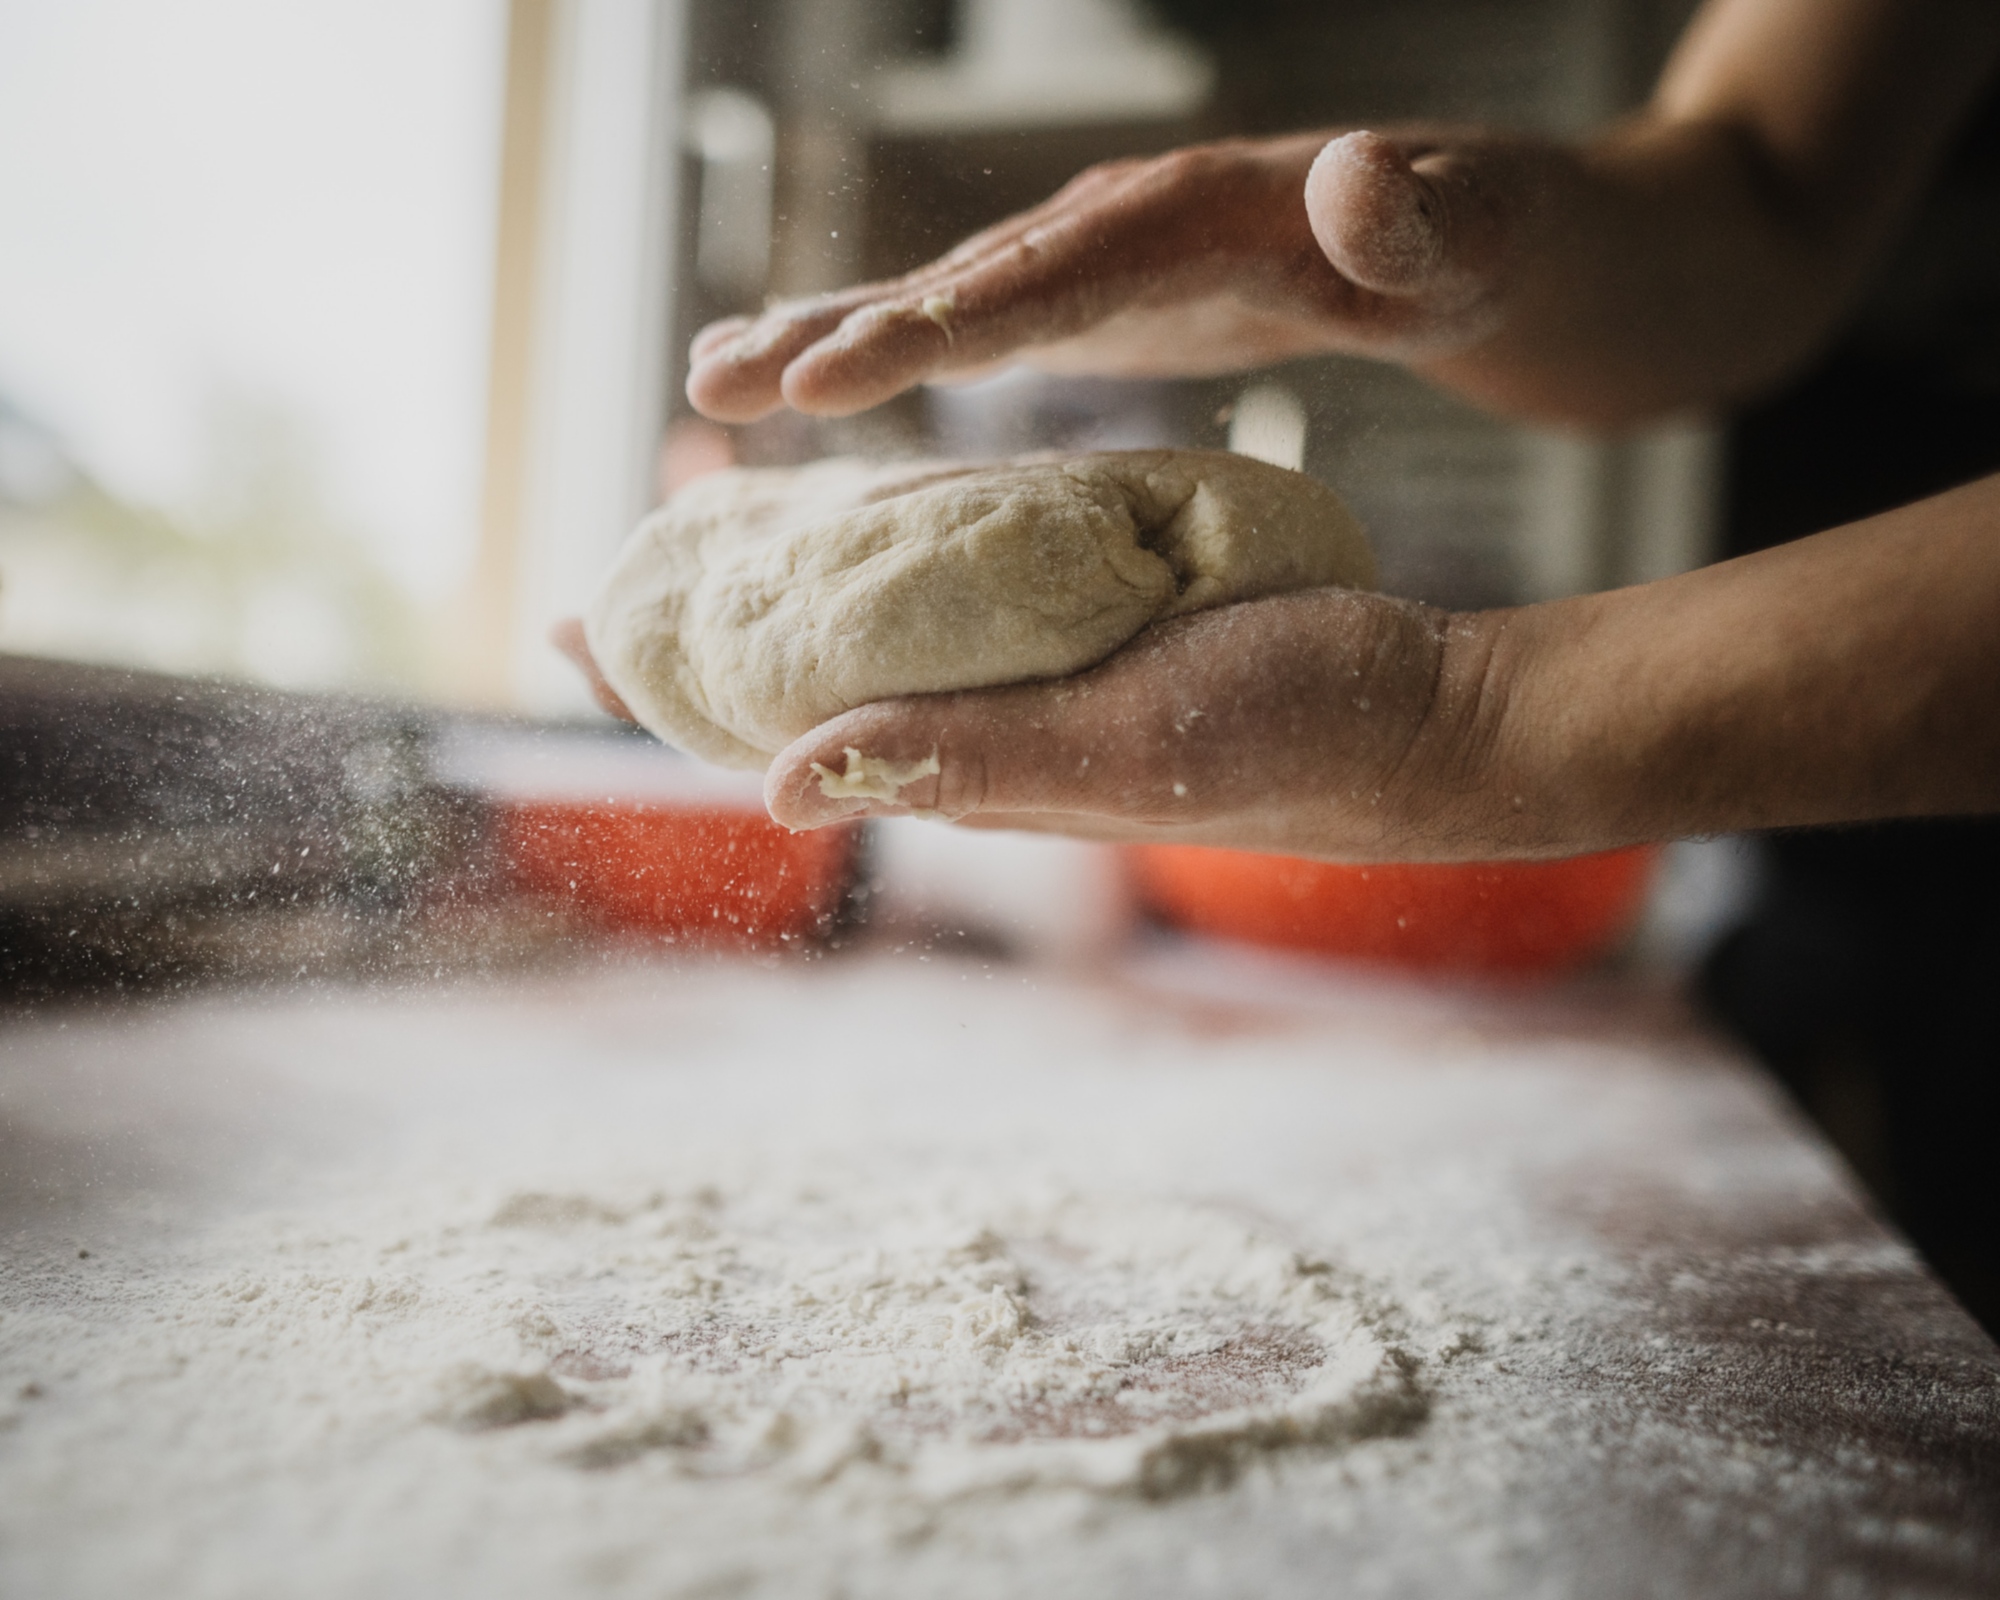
1, 1170, 1430, 1508
0, 1162, 1456, 1600
5, 955, 1982, 1600
461, 1178, 1427, 1498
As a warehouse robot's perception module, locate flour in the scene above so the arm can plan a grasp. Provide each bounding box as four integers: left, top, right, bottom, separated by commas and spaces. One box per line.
151, 1171, 1426, 1504
476, 1178, 1423, 1498
5, 955, 1975, 1600
810, 747, 941, 803
0, 1161, 1432, 1597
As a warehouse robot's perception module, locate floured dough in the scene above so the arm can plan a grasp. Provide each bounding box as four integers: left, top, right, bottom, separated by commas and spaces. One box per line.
586, 449, 1375, 770
810, 746, 942, 801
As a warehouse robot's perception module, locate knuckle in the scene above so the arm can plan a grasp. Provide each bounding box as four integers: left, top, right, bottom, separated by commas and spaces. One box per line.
931, 735, 989, 819
1073, 156, 1139, 189
1153, 144, 1222, 190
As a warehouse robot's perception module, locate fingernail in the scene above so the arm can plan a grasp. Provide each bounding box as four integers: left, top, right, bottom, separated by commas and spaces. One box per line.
778, 798, 871, 832
784, 808, 872, 832
719, 318, 789, 365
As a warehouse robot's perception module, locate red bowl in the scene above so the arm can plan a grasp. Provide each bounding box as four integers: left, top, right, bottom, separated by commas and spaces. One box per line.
494, 800, 857, 946
1125, 843, 1657, 975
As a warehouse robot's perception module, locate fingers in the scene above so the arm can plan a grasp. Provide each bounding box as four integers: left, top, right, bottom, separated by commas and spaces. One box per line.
684, 298, 861, 421
689, 260, 1080, 422
764, 682, 1122, 833
684, 195, 1055, 421
763, 598, 1320, 834
688, 282, 1027, 422
687, 316, 753, 364
775, 254, 1120, 417
549, 617, 638, 722
685, 165, 1172, 421
685, 131, 1523, 421
688, 289, 965, 422
778, 297, 960, 416
685, 131, 1518, 420
1304, 131, 1506, 313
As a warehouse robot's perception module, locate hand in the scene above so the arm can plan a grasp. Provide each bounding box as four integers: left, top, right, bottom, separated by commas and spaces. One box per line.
686, 2, 2000, 427
555, 591, 1510, 861
550, 617, 636, 722
568, 473, 2000, 859
686, 130, 1527, 423
760, 589, 1518, 863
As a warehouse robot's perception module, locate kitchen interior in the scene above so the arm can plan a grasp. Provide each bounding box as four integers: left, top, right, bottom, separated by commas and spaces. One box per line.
2, 1, 1997, 1596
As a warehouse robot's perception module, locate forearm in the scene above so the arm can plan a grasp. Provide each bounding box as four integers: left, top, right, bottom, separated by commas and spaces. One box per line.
754, 478, 1998, 858
1417, 0, 2000, 426
1413, 118, 1848, 425
1451, 475, 2000, 851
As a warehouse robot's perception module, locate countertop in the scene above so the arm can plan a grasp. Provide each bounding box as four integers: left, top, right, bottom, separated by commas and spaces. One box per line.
2, 940, 1995, 1598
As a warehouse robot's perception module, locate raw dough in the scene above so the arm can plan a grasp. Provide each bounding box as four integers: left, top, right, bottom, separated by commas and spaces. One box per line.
811, 746, 942, 802
586, 449, 1375, 770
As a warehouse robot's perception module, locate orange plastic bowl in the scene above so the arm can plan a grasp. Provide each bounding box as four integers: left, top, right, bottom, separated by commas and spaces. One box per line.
495, 800, 857, 946
1125, 843, 1657, 975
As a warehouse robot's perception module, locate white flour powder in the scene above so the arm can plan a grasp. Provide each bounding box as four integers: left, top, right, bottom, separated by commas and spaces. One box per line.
446, 1177, 1426, 1497
0, 1161, 1447, 1599
7, 953, 1970, 1600
6, 1170, 1428, 1487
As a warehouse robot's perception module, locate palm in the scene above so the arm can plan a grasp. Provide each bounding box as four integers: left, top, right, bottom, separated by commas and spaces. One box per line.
761, 589, 1483, 864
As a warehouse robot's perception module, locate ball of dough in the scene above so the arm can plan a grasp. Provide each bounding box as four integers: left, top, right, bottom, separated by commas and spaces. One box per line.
586, 449, 1375, 770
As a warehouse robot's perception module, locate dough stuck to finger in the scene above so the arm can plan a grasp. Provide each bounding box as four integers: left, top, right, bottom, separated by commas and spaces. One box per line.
810, 747, 942, 801
586, 449, 1376, 770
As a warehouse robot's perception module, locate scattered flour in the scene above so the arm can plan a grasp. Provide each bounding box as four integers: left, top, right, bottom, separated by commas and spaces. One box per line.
105, 1172, 1425, 1498
5, 955, 1976, 1600
464, 1177, 1427, 1498
0, 1163, 1438, 1597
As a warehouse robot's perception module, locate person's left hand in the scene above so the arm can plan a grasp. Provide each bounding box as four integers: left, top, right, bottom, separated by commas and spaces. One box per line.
550, 617, 636, 721
556, 590, 1535, 862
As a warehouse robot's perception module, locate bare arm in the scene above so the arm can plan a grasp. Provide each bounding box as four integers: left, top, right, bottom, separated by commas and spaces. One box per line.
687, 0, 2000, 429
645, 0, 2000, 857
762, 476, 2000, 856
1422, 0, 2000, 422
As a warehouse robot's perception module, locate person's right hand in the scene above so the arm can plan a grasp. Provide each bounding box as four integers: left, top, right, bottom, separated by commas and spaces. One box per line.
686, 129, 1534, 423
689, 1, 2000, 429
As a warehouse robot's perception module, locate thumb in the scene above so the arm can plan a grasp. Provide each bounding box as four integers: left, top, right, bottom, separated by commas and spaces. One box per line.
763, 678, 1181, 833
765, 691, 1079, 832
1304, 131, 1505, 305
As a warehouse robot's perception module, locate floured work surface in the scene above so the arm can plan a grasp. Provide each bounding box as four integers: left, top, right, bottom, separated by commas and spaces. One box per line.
2, 947, 1997, 1598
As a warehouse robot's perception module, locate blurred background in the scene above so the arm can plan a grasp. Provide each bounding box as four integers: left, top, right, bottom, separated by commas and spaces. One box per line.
0, 0, 1712, 716
0, 1, 502, 694
0, 0, 1752, 1097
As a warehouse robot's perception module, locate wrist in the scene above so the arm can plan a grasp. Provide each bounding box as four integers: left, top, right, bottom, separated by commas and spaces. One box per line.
1382, 605, 1542, 859
1411, 599, 1641, 860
